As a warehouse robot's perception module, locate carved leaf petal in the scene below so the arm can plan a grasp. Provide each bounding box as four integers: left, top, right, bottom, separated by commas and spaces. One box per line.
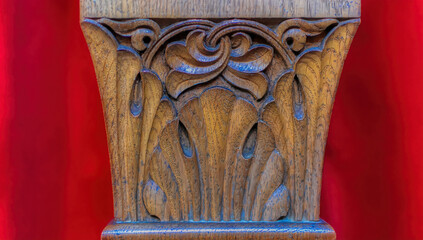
295, 52, 321, 221
262, 185, 290, 221
178, 122, 202, 221
200, 87, 237, 221
148, 148, 181, 221
166, 66, 227, 98
222, 98, 258, 220
166, 41, 229, 71
228, 45, 273, 73
143, 98, 177, 183
165, 34, 230, 98
139, 70, 163, 166
222, 68, 268, 99
232, 153, 253, 221
242, 121, 276, 220
186, 30, 224, 63
117, 47, 142, 221
158, 120, 192, 221
230, 32, 252, 57
137, 70, 163, 218
81, 19, 122, 219
272, 71, 296, 219
307, 20, 360, 220
143, 179, 167, 220
179, 97, 210, 220
251, 150, 284, 221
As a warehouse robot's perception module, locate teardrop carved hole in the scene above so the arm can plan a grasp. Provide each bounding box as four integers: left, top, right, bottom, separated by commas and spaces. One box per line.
242, 123, 257, 159
130, 74, 142, 117
292, 75, 305, 121
178, 122, 193, 158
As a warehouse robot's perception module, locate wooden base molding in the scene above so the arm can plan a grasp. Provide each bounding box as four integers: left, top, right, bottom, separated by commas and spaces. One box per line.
102, 221, 335, 240
81, 0, 360, 239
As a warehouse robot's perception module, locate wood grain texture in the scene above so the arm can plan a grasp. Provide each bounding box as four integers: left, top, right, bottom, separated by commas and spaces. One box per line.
81, 12, 359, 239
101, 220, 336, 240
80, 0, 360, 20
116, 46, 142, 221
81, 20, 122, 219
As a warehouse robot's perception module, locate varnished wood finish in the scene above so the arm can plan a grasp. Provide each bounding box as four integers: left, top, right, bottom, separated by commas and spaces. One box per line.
81, 0, 360, 239
80, 0, 361, 20
102, 221, 336, 240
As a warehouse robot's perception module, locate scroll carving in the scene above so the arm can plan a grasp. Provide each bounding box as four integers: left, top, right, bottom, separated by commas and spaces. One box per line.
82, 18, 359, 223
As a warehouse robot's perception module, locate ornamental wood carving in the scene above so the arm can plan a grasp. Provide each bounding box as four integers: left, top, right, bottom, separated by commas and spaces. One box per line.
82, 18, 359, 224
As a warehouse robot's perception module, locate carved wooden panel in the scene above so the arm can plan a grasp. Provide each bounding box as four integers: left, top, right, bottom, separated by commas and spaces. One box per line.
82, 18, 358, 226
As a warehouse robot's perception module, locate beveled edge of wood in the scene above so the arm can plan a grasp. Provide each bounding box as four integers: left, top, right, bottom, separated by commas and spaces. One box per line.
80, 0, 361, 22
101, 220, 336, 240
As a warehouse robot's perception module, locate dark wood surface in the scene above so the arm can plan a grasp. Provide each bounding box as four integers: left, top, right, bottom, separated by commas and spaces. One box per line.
102, 221, 336, 240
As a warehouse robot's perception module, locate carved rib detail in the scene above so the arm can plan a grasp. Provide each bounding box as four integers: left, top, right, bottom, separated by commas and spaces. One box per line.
81, 20, 122, 219
136, 70, 163, 220
82, 18, 359, 222
179, 97, 210, 220
222, 97, 258, 220
143, 87, 290, 221
308, 20, 360, 220
117, 46, 142, 221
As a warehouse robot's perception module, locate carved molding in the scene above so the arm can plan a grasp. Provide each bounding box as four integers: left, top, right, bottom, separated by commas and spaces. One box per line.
81, 18, 359, 223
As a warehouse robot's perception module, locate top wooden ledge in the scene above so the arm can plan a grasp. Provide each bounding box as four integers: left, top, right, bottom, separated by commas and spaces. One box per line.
80, 0, 361, 20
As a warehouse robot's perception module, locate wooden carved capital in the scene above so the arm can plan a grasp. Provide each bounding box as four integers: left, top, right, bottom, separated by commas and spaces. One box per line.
82, 11, 359, 239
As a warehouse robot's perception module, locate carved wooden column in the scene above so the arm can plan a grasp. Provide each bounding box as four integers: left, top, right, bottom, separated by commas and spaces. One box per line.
81, 1, 360, 239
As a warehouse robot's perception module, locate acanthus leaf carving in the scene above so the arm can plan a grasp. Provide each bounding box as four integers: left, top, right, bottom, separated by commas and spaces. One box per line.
82, 17, 359, 223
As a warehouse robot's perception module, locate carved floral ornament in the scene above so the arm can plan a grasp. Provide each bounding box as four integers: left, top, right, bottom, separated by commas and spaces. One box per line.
165, 30, 273, 99
81, 18, 359, 222
96, 18, 345, 100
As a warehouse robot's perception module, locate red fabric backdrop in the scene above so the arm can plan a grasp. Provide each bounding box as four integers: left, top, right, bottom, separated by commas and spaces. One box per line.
1, 0, 422, 239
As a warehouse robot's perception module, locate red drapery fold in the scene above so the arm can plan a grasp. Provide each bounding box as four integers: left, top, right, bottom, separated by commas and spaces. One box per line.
1, 0, 422, 239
